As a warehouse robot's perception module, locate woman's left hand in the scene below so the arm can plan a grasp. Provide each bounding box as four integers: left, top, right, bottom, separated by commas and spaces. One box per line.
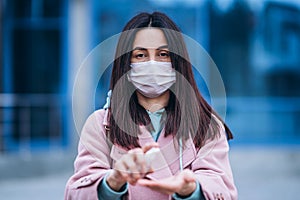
137, 169, 197, 196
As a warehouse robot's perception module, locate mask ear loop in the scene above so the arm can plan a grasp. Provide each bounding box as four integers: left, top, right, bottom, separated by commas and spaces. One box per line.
103, 90, 112, 109
179, 137, 183, 171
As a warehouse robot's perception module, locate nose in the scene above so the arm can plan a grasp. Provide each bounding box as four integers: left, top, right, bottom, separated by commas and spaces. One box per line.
148, 49, 156, 61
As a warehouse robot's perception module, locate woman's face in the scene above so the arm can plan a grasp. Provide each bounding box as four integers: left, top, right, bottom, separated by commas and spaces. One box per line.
131, 28, 171, 63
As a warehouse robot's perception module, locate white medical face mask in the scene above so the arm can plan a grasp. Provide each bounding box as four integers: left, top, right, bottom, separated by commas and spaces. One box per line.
127, 60, 176, 98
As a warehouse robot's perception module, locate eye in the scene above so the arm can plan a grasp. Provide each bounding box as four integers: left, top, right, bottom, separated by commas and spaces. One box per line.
158, 50, 169, 58
132, 50, 148, 60
135, 53, 146, 58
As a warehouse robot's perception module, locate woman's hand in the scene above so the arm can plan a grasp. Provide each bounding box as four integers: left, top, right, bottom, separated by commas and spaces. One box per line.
137, 169, 197, 197
106, 142, 159, 191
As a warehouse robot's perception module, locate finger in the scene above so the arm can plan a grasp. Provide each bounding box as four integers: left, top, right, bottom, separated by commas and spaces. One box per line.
125, 160, 141, 180
142, 142, 159, 153
125, 150, 145, 181
137, 178, 154, 186
114, 160, 129, 180
147, 186, 174, 195
127, 148, 145, 173
134, 151, 147, 174
146, 167, 154, 174
182, 170, 196, 183
137, 179, 175, 190
128, 149, 144, 167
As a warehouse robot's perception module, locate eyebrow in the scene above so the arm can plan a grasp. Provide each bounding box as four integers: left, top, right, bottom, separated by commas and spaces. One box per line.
133, 45, 169, 51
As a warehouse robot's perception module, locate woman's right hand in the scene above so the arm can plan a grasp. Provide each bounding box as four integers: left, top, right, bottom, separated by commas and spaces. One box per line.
106, 142, 159, 191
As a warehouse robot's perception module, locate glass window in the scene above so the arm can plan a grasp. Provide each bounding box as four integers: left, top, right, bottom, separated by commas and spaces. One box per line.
43, 0, 61, 18
11, 0, 32, 19
1, 0, 67, 152
12, 29, 61, 93
10, 0, 61, 18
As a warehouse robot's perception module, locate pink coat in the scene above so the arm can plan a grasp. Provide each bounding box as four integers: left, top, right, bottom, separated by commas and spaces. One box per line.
65, 109, 238, 200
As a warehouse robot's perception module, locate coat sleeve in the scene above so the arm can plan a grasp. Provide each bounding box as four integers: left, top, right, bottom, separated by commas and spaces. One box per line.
191, 126, 238, 200
64, 110, 114, 200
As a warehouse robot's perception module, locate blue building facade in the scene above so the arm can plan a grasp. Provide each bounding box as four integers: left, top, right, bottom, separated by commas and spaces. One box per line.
0, 0, 299, 155
0, 0, 69, 152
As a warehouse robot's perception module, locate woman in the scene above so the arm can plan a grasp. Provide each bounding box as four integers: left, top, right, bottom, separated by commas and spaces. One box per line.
65, 12, 237, 200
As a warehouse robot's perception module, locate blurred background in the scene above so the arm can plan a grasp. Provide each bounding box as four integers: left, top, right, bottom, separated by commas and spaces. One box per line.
0, 0, 300, 199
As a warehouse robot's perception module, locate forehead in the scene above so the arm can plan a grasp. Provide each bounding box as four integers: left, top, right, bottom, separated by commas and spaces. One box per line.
133, 28, 168, 49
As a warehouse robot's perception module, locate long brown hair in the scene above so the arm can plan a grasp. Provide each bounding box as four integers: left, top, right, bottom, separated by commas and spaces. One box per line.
107, 12, 233, 150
